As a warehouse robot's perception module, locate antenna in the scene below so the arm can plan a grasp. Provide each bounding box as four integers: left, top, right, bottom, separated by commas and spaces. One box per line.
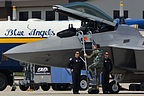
119, 0, 125, 24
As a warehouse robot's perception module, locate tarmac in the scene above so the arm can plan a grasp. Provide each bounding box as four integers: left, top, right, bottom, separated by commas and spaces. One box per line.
1, 83, 144, 96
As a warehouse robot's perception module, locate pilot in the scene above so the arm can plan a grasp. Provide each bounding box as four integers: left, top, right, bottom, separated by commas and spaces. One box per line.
102, 51, 113, 94
84, 44, 104, 90
68, 51, 84, 94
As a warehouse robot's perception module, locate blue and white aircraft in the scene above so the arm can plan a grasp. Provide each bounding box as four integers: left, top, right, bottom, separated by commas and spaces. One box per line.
0, 19, 81, 91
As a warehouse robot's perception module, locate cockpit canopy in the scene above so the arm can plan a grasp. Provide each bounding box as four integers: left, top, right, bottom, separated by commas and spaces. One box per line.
54, 2, 117, 38
53, 2, 116, 27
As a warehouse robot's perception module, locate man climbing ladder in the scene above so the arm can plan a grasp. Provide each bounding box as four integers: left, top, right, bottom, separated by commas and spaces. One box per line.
84, 44, 104, 90
77, 30, 104, 94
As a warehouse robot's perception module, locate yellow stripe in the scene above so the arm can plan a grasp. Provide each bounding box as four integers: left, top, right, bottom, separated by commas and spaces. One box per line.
0, 38, 45, 43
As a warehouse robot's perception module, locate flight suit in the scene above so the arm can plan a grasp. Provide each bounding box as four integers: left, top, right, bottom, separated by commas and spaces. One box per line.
86, 49, 104, 88
102, 58, 113, 93
68, 57, 84, 94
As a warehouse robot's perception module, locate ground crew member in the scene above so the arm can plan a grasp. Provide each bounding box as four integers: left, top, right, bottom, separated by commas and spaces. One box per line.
68, 51, 84, 94
102, 51, 113, 94
84, 44, 104, 89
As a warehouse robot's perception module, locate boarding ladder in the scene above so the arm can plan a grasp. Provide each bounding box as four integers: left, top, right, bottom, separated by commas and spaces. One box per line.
77, 31, 97, 88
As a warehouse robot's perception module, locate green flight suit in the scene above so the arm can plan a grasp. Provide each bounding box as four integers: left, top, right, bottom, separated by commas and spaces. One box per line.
86, 49, 104, 87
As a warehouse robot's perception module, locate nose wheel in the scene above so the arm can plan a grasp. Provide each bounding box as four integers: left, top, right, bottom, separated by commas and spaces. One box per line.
109, 80, 120, 94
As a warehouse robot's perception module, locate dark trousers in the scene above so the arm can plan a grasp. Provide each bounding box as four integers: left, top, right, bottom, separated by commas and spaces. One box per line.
72, 71, 80, 93
102, 71, 110, 93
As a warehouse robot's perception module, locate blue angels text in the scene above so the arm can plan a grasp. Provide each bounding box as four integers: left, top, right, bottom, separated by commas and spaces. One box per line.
5, 25, 55, 38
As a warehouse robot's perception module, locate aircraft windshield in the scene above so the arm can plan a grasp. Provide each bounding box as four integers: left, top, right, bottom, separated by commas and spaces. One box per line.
61, 2, 114, 22
54, 2, 116, 33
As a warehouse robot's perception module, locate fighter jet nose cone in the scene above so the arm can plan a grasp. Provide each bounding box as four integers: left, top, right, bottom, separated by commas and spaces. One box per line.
2, 36, 61, 63
3, 46, 17, 58
3, 36, 82, 67
3, 46, 24, 62
3, 51, 10, 56
3, 43, 27, 59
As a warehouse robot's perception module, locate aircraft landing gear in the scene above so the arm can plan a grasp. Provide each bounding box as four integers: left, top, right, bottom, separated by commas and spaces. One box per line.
109, 74, 122, 94
109, 80, 120, 94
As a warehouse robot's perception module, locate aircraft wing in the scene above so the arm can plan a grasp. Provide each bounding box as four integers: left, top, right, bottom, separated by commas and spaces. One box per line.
53, 2, 117, 27
108, 44, 144, 50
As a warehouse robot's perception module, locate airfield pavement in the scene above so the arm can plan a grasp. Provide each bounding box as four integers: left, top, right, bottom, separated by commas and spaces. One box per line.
1, 83, 144, 96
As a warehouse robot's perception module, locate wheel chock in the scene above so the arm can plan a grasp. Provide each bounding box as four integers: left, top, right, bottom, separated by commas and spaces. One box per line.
88, 88, 99, 94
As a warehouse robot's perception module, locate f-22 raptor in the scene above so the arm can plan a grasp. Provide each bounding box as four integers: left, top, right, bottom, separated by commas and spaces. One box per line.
4, 2, 144, 93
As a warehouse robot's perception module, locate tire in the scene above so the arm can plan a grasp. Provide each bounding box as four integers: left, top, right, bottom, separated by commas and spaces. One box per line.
109, 81, 120, 94
19, 85, 29, 91
80, 76, 88, 90
41, 84, 50, 91
0, 73, 7, 91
